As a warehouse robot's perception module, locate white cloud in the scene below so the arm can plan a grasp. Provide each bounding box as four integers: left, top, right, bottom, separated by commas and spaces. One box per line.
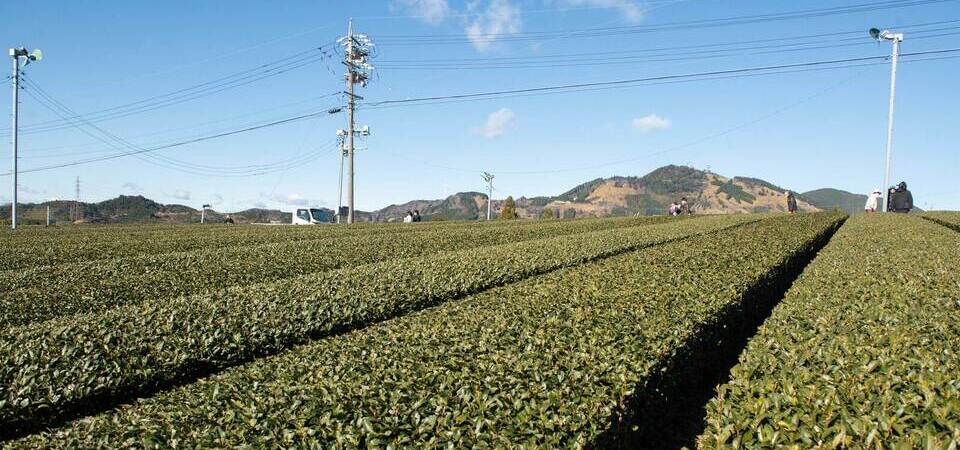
171, 189, 191, 201
465, 0, 521, 51
550, 0, 645, 23
261, 192, 325, 207
473, 107, 517, 139
391, 0, 451, 24
632, 114, 672, 133
121, 182, 143, 193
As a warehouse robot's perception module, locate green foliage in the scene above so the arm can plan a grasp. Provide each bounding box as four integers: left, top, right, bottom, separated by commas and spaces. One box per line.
498, 196, 519, 220
801, 188, 868, 215
0, 215, 744, 435
923, 211, 960, 233
732, 176, 784, 192
7, 214, 843, 448
557, 177, 605, 202
642, 165, 707, 194
716, 181, 756, 204
540, 208, 554, 219
699, 214, 960, 447
563, 208, 577, 219
0, 217, 663, 328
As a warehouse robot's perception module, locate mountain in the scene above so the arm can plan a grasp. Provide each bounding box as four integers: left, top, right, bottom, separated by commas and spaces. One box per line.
2, 166, 852, 225
0, 195, 295, 225
528, 165, 817, 218
801, 188, 868, 215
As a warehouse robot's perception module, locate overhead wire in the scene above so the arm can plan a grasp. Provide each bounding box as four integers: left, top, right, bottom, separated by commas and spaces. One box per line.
2, 42, 338, 136
376, 0, 957, 44
20, 76, 341, 177
364, 48, 960, 108
9, 75, 343, 176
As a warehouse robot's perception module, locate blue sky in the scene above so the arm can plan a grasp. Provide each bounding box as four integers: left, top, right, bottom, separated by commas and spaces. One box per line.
1, 0, 958, 212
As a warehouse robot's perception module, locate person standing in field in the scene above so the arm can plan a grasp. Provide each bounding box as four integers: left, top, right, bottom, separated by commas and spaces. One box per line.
403, 211, 414, 223
864, 189, 882, 213
680, 197, 689, 214
786, 192, 798, 214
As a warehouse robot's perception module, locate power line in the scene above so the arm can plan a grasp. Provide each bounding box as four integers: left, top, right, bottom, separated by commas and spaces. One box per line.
376, 0, 957, 44
1, 99, 340, 176
376, 28, 960, 70
374, 54, 959, 174
365, 48, 960, 108
9, 49, 958, 177
378, 19, 960, 63
2, 43, 338, 136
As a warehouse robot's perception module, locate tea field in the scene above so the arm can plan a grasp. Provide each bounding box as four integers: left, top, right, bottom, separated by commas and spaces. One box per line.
0, 212, 957, 448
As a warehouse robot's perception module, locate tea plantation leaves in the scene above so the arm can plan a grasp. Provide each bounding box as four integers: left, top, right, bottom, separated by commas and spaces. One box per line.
698, 214, 960, 448
0, 216, 674, 328
0, 215, 634, 272
6, 213, 842, 448
0, 214, 752, 437
923, 211, 960, 233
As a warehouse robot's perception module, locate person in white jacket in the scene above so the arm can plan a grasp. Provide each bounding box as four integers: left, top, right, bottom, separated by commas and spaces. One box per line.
864, 189, 882, 213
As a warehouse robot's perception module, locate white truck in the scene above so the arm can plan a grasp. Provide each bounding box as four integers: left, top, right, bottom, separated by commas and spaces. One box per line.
292, 208, 333, 225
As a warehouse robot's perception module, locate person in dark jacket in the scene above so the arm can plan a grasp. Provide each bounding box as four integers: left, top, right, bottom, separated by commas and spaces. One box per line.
888, 181, 914, 213
786, 192, 798, 213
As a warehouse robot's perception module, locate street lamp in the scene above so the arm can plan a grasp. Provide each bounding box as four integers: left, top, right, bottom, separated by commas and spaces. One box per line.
8, 47, 42, 229
869, 28, 903, 212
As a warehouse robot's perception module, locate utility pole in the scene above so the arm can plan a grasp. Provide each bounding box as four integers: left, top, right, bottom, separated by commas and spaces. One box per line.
8, 47, 41, 230
869, 28, 904, 212
10, 51, 19, 229
482, 172, 495, 221
340, 19, 373, 224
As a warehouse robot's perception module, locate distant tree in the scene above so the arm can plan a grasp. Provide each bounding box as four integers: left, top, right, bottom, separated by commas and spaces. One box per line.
540, 208, 554, 219
563, 208, 576, 219
499, 196, 519, 220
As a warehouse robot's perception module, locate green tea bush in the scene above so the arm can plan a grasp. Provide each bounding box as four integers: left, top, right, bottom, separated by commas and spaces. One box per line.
5, 213, 842, 447
699, 214, 960, 448
0, 215, 613, 271
923, 210, 960, 233
0, 216, 671, 328
0, 215, 750, 438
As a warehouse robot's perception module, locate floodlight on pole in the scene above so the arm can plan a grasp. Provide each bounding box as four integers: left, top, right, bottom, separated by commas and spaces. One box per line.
869, 28, 903, 212
9, 47, 41, 230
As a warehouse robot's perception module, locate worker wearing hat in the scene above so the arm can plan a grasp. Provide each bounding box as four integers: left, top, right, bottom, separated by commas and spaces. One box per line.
864, 189, 882, 213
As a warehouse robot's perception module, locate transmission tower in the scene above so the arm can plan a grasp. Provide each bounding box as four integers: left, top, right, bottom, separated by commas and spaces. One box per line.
338, 19, 374, 224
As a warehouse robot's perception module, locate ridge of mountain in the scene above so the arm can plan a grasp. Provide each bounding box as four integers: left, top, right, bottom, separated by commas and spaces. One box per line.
0, 166, 876, 224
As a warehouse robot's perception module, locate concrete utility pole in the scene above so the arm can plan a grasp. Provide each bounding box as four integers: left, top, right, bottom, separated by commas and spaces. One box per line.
340, 19, 373, 224
10, 51, 19, 229
869, 28, 904, 212
482, 172, 495, 221
346, 20, 355, 224
8, 47, 40, 230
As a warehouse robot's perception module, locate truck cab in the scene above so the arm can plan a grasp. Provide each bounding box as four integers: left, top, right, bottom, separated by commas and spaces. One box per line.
292, 208, 332, 225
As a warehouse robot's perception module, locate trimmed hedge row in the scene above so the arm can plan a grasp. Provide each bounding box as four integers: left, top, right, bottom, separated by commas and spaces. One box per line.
0, 216, 669, 328
923, 211, 960, 233
698, 214, 960, 448
0, 215, 595, 271
0, 214, 752, 440
6, 213, 845, 448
